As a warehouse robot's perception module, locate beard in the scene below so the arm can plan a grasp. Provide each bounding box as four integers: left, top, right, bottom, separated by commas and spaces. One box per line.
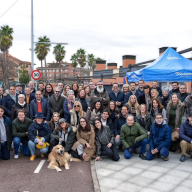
97, 86, 104, 93
54, 94, 60, 101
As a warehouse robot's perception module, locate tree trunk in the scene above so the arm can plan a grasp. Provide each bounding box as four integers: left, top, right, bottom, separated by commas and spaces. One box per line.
41, 60, 44, 81
5, 51, 9, 89
59, 61, 61, 82
44, 57, 47, 83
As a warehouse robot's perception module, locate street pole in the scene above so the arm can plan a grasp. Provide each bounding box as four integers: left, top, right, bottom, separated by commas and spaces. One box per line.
31, 0, 34, 82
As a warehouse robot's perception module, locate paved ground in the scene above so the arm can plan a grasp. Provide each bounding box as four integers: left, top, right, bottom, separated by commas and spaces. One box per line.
0, 151, 94, 192
95, 151, 192, 192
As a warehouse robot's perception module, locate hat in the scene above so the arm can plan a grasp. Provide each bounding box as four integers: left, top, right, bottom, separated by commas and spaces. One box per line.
59, 118, 67, 124
34, 112, 46, 119
188, 112, 192, 118
15, 83, 22, 87
162, 87, 169, 93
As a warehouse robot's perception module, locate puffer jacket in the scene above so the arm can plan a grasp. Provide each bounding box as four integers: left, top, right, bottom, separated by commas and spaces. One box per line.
180, 119, 192, 143
149, 122, 171, 151
135, 114, 152, 132
184, 95, 192, 118
95, 125, 115, 157
120, 122, 147, 149
85, 108, 101, 125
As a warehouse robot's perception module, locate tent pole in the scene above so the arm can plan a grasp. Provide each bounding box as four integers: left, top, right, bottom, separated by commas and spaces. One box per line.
167, 82, 169, 89
187, 82, 188, 92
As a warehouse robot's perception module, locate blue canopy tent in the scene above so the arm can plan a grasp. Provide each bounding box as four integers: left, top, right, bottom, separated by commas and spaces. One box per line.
126, 47, 192, 82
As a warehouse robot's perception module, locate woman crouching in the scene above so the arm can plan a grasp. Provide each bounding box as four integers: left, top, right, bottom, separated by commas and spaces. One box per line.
94, 119, 120, 162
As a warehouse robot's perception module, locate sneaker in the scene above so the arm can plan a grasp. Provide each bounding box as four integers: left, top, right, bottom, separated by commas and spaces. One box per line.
41, 153, 45, 158
30, 155, 36, 161
14, 154, 19, 159
175, 150, 181, 154
163, 156, 169, 161
139, 153, 146, 160
180, 155, 186, 162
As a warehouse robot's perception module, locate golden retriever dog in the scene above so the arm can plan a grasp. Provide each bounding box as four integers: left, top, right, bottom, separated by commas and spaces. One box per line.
48, 145, 81, 172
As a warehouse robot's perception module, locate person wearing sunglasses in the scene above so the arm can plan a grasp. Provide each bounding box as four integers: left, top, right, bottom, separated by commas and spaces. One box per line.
72, 117, 96, 161
48, 86, 65, 117
70, 101, 85, 132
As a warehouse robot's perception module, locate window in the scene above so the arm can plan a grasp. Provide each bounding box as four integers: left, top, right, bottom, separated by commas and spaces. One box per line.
53, 70, 55, 72
49, 70, 52, 72
56, 70, 59, 72
56, 74, 59, 76
49, 74, 52, 77
65, 69, 68, 72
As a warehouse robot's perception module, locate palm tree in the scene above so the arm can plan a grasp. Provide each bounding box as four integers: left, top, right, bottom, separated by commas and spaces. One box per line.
70, 53, 78, 77
0, 25, 13, 89
35, 36, 51, 83
77, 48, 86, 68
87, 54, 96, 70
53, 44, 66, 81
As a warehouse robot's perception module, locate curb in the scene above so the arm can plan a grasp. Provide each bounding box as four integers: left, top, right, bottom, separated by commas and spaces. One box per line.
90, 160, 101, 192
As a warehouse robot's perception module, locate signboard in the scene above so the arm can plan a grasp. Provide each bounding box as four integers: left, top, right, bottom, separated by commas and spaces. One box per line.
31, 70, 41, 80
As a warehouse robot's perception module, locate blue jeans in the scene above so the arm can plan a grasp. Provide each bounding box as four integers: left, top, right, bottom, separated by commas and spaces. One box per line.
13, 137, 30, 156
146, 147, 169, 160
28, 140, 49, 155
124, 139, 148, 159
0, 142, 10, 160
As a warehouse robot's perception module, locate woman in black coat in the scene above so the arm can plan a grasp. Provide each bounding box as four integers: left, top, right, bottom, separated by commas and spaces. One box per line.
75, 89, 88, 112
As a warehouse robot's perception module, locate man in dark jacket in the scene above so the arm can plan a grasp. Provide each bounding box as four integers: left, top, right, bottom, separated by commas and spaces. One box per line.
12, 109, 33, 158
121, 114, 148, 160
169, 82, 180, 96
124, 82, 140, 104
151, 80, 162, 97
180, 112, 192, 162
114, 105, 129, 148
48, 86, 65, 117
178, 84, 190, 103
146, 113, 171, 161
137, 80, 145, 96
30, 90, 50, 121
15, 83, 24, 94
0, 105, 12, 160
90, 80, 110, 109
25, 87, 35, 104
29, 81, 36, 94
2, 85, 19, 118
0, 87, 3, 105
109, 83, 124, 108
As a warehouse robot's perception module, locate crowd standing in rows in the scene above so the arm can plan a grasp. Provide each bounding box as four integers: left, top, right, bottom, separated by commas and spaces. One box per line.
0, 80, 192, 163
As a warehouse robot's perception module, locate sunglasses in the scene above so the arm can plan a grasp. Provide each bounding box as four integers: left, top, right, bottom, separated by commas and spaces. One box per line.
74, 105, 80, 107
55, 91, 60, 93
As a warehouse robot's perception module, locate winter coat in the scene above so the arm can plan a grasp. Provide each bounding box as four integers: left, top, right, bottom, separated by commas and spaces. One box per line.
124, 90, 140, 104
137, 88, 144, 96
75, 98, 88, 112
109, 110, 118, 123
51, 125, 76, 152
183, 95, 192, 117
95, 125, 115, 157
90, 88, 110, 109
11, 103, 30, 121
28, 121, 52, 143
25, 93, 35, 104
48, 120, 59, 132
150, 87, 162, 97
63, 99, 74, 123
135, 114, 152, 132
120, 122, 147, 149
48, 94, 65, 116
30, 98, 50, 121
149, 122, 171, 151
0, 96, 3, 105
178, 92, 190, 103
113, 114, 127, 136
109, 91, 125, 107
97, 114, 114, 133
138, 94, 149, 105
72, 125, 96, 161
2, 93, 19, 117
0, 115, 12, 150
162, 95, 170, 109
180, 119, 192, 143
169, 88, 180, 96
12, 117, 33, 138
85, 107, 101, 125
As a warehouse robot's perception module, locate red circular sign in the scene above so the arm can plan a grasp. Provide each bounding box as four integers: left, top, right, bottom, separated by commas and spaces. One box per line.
31, 70, 41, 80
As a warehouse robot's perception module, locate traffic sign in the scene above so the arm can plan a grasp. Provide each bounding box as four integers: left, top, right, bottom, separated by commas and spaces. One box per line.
31, 70, 41, 80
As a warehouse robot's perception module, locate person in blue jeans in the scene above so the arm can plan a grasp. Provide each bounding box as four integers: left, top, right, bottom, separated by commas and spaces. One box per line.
0, 105, 12, 160
12, 109, 33, 158
120, 115, 148, 160
146, 113, 171, 161
28, 112, 52, 161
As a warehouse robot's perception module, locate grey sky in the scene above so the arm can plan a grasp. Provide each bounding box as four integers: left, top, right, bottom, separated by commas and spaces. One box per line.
1, 0, 192, 69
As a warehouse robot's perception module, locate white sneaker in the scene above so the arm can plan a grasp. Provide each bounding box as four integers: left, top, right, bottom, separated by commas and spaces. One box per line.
14, 154, 19, 159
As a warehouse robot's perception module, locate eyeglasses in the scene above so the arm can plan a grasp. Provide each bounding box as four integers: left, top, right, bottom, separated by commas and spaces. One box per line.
97, 84, 103, 86
155, 117, 163, 120
74, 105, 80, 107
80, 121, 86, 123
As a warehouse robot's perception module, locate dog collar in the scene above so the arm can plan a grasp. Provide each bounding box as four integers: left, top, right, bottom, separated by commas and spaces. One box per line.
56, 160, 60, 167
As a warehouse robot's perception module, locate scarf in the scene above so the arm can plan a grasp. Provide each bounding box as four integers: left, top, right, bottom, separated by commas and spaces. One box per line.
32, 120, 48, 133
54, 122, 59, 130
145, 94, 151, 109
18, 101, 26, 107
155, 120, 164, 128
68, 98, 75, 111
9, 93, 16, 103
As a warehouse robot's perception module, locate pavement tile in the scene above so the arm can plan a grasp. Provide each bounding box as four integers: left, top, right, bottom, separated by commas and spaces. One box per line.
100, 186, 111, 192
140, 160, 160, 166
97, 174, 104, 180
180, 179, 192, 189
172, 186, 192, 192
140, 188, 161, 192
99, 177, 123, 189
139, 170, 163, 180
188, 173, 192, 179
157, 174, 184, 185
95, 161, 109, 169
104, 164, 126, 171
147, 166, 170, 173
148, 181, 177, 192
131, 162, 152, 169
127, 175, 154, 187
166, 169, 191, 178
112, 159, 135, 166
108, 190, 123, 192
109, 172, 134, 182
96, 168, 115, 177
155, 161, 178, 168
175, 164, 192, 173
114, 182, 143, 192
121, 167, 144, 175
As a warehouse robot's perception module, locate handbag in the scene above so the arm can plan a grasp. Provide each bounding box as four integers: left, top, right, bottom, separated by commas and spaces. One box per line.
36, 130, 50, 149
172, 130, 179, 141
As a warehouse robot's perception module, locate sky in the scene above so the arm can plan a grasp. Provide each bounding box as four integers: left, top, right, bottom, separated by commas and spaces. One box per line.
1, 0, 192, 69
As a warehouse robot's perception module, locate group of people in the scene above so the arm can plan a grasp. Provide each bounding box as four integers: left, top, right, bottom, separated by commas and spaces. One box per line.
0, 79, 192, 163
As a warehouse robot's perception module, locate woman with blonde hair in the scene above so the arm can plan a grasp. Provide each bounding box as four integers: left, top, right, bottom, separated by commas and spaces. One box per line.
150, 89, 163, 104
166, 93, 184, 153
70, 101, 86, 132
62, 84, 71, 99
122, 84, 130, 95
126, 95, 140, 117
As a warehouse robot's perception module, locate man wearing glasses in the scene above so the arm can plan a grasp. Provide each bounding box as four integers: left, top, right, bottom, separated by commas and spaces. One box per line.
90, 80, 110, 109
146, 113, 171, 161
48, 87, 65, 117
